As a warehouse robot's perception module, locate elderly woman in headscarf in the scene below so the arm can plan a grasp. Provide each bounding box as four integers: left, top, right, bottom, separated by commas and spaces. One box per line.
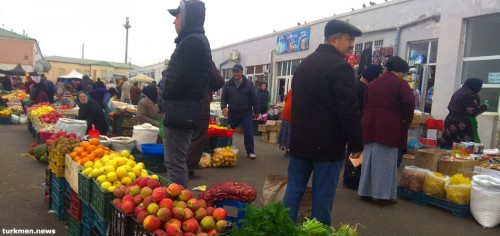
136, 85, 161, 127
76, 91, 108, 135
440, 78, 488, 148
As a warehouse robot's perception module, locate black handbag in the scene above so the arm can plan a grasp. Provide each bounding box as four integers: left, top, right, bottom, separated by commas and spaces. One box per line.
163, 100, 201, 129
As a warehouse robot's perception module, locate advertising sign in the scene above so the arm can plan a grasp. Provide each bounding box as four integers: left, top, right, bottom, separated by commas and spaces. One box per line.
276, 28, 310, 55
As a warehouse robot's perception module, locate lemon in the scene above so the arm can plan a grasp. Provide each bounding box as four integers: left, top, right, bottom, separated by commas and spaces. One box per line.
127, 172, 136, 182
126, 160, 136, 167
107, 172, 118, 182
96, 175, 107, 184
103, 165, 115, 174
124, 165, 132, 172
93, 161, 103, 169
132, 166, 142, 176
120, 150, 131, 158
116, 166, 128, 178
151, 175, 159, 180
84, 161, 93, 168
117, 158, 127, 166
140, 170, 149, 177
107, 160, 118, 168
121, 177, 132, 185
128, 155, 135, 161
101, 156, 110, 164
136, 162, 145, 169
113, 181, 122, 187
101, 181, 112, 190
82, 167, 92, 176
91, 169, 102, 178
107, 186, 116, 192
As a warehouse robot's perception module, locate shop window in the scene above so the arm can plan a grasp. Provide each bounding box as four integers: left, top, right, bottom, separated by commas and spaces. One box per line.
355, 43, 363, 54
255, 65, 263, 74
291, 60, 301, 74
364, 42, 373, 50
408, 40, 438, 66
374, 40, 383, 48
464, 14, 500, 58
246, 66, 254, 74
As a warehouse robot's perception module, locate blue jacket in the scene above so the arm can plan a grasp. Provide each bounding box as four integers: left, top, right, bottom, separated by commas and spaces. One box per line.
221, 76, 259, 117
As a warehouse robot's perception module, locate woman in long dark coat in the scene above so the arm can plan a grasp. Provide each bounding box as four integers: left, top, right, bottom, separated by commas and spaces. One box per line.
76, 91, 108, 135
440, 78, 488, 148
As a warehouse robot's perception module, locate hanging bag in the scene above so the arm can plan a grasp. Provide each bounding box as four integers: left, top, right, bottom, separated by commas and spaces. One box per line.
163, 100, 201, 129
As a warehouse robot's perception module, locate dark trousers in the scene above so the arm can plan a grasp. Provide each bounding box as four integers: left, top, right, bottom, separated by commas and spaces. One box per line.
228, 114, 254, 154
186, 118, 209, 172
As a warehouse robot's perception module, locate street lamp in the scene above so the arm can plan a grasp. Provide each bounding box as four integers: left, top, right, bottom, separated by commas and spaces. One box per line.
124, 17, 131, 64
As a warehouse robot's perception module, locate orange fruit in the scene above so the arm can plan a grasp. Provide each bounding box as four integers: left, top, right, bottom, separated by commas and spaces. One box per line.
94, 148, 104, 158
75, 157, 81, 162
87, 153, 95, 161
104, 150, 110, 156
86, 145, 97, 153
80, 141, 90, 149
94, 158, 101, 162
75, 147, 84, 154
89, 138, 100, 146
81, 151, 88, 158
70, 152, 77, 159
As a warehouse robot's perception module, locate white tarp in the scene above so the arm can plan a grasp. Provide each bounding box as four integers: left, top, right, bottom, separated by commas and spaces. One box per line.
130, 74, 154, 83
58, 69, 83, 79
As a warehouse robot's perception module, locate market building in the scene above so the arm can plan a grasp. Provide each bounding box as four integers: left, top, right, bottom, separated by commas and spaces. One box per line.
44, 56, 139, 82
129, 60, 169, 83
211, 0, 500, 147
0, 28, 44, 72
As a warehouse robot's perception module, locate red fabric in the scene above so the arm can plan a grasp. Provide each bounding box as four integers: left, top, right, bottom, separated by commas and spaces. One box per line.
198, 181, 257, 206
281, 89, 292, 121
362, 72, 415, 149
426, 119, 444, 130
34, 91, 49, 105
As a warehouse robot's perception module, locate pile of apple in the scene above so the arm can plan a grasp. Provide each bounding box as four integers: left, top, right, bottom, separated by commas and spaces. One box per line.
39, 111, 64, 124
113, 177, 229, 236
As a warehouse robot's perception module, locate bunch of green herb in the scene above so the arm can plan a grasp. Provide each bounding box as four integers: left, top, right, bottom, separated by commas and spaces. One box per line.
231, 201, 303, 236
300, 217, 330, 236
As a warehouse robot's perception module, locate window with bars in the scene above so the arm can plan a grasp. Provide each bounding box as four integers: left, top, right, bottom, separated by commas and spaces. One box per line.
364, 42, 373, 50
354, 43, 363, 55
374, 40, 383, 48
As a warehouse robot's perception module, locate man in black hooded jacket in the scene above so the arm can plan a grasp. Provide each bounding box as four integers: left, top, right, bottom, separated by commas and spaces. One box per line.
161, 0, 212, 188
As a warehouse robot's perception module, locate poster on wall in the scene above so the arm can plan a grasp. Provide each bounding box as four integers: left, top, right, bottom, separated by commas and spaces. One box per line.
276, 28, 310, 55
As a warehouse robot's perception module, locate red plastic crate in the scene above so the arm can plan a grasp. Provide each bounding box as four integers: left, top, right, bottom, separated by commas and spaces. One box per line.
68, 189, 82, 220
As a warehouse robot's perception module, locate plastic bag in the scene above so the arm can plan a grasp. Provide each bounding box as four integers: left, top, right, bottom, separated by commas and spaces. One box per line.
399, 166, 429, 192
471, 175, 500, 228
110, 136, 136, 152
212, 147, 238, 167
445, 181, 471, 205
19, 114, 28, 124
261, 175, 287, 206
132, 123, 159, 152
422, 172, 449, 198
198, 153, 212, 168
10, 114, 20, 124
54, 118, 88, 139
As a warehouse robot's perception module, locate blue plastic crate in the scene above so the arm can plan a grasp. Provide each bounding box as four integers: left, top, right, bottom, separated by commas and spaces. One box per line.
141, 144, 164, 158
397, 187, 422, 203
50, 175, 68, 193
82, 202, 94, 226
81, 222, 91, 236
92, 212, 108, 236
214, 199, 246, 227
419, 194, 471, 217
50, 191, 65, 221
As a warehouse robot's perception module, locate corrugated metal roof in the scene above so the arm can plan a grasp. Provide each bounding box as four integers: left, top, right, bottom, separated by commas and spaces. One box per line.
45, 56, 140, 69
0, 28, 34, 40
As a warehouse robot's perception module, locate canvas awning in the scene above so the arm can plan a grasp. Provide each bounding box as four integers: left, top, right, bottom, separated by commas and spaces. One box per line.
58, 69, 83, 79
130, 74, 154, 83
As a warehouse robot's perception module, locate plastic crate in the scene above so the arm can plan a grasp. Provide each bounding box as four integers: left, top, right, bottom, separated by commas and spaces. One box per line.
90, 179, 114, 221
135, 154, 166, 173
92, 213, 108, 236
50, 188, 65, 221
79, 171, 92, 204
82, 202, 94, 226
0, 116, 11, 125
49, 162, 65, 177
146, 170, 172, 187
69, 189, 82, 220
67, 214, 81, 236
50, 175, 67, 193
49, 150, 65, 167
82, 222, 91, 236
109, 203, 135, 236
397, 187, 471, 217
214, 199, 247, 227
141, 144, 164, 158
209, 137, 233, 150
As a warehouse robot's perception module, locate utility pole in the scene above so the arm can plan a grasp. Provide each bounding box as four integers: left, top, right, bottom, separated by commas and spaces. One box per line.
124, 17, 131, 64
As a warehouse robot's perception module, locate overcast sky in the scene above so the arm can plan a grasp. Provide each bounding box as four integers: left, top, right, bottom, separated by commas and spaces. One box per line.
0, 0, 385, 66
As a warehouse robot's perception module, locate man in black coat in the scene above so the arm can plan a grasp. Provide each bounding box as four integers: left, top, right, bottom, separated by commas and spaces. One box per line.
283, 20, 364, 225
221, 64, 259, 159
161, 0, 212, 188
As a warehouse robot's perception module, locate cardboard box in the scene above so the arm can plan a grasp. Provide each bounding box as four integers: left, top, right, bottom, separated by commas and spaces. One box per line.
268, 131, 279, 144
458, 168, 477, 179
439, 159, 482, 176
414, 148, 451, 172
265, 120, 281, 132
258, 124, 267, 132
261, 132, 269, 142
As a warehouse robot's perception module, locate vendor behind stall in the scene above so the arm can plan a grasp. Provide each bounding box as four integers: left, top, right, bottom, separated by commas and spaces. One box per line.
31, 83, 49, 105
136, 85, 161, 127
76, 91, 108, 135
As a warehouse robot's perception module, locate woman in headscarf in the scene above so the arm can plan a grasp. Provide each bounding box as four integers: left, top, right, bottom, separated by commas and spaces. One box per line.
31, 82, 49, 105
256, 82, 270, 115
76, 91, 108, 135
136, 85, 161, 127
440, 78, 488, 148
